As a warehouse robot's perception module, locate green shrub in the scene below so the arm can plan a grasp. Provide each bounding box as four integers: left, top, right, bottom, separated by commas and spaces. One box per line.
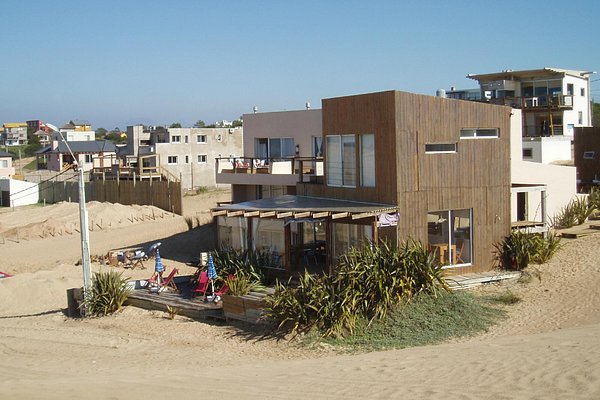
571, 196, 594, 224
84, 270, 131, 316
209, 248, 265, 284
266, 239, 448, 338
494, 230, 562, 270
225, 272, 265, 296
551, 202, 578, 229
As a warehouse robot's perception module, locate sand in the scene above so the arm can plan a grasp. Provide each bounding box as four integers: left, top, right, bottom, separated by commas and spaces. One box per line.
1, 192, 600, 399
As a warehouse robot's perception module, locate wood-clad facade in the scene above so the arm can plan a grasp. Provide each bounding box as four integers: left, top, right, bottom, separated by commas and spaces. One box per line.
303, 90, 512, 274
215, 90, 512, 276
574, 127, 600, 192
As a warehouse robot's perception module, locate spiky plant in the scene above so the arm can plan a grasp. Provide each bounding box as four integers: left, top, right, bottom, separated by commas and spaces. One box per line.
84, 270, 131, 316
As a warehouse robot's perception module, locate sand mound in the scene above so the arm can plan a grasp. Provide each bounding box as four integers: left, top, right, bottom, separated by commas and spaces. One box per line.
0, 201, 176, 242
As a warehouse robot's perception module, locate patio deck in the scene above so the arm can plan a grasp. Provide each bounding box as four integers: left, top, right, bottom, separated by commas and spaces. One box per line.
125, 277, 224, 320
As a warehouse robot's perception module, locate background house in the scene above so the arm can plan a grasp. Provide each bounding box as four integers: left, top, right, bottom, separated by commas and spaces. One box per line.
574, 127, 600, 191
39, 140, 117, 172
2, 123, 28, 146
467, 67, 594, 164
0, 151, 15, 179
124, 125, 243, 190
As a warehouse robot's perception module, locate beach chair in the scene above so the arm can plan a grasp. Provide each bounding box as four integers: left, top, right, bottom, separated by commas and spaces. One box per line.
147, 268, 179, 293
193, 271, 210, 299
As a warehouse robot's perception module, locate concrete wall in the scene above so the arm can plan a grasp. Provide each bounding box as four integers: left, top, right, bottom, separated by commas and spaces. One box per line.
154, 127, 243, 190
510, 110, 577, 221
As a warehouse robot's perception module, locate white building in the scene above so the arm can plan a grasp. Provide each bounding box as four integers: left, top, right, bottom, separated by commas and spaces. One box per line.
125, 125, 243, 190
0, 179, 39, 207
55, 120, 95, 141
468, 67, 594, 164
2, 123, 28, 146
510, 109, 577, 229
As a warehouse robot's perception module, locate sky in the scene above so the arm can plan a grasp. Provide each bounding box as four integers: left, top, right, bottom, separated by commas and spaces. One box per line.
1, 0, 599, 130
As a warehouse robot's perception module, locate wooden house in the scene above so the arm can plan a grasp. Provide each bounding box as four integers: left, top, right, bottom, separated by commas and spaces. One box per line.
213, 90, 511, 276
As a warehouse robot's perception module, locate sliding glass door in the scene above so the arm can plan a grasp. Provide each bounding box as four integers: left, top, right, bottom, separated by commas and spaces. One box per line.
427, 209, 472, 267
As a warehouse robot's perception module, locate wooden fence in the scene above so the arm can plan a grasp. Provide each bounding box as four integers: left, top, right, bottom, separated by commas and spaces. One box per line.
38, 179, 183, 215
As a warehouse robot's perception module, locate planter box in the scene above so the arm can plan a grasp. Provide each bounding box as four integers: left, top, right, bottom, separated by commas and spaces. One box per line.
222, 293, 267, 324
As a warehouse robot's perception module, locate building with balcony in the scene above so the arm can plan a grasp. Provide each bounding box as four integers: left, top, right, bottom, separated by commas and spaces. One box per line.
123, 125, 243, 190
2, 123, 28, 146
216, 109, 323, 203
467, 67, 594, 164
54, 120, 95, 142
213, 90, 512, 278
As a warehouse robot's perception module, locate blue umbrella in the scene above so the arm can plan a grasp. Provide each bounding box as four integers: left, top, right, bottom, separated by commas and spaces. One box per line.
154, 249, 164, 286
206, 254, 217, 300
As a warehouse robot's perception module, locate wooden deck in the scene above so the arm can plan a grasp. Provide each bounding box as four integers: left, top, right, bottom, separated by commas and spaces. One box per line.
557, 222, 600, 239
445, 270, 521, 291
126, 283, 224, 320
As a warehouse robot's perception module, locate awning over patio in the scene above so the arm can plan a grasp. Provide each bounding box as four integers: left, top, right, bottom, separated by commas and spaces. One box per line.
211, 195, 398, 221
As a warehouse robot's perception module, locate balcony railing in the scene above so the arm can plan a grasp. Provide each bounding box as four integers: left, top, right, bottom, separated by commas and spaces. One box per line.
489, 95, 573, 110
216, 156, 324, 183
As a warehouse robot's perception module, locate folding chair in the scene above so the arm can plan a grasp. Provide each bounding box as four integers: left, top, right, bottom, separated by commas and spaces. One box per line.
147, 268, 179, 293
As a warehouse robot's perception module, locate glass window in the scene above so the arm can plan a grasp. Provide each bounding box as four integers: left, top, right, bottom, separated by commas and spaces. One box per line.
332, 223, 372, 260
0, 160, 7, 168
197, 154, 207, 163
217, 216, 248, 251
253, 219, 285, 268
197, 135, 207, 143
167, 156, 178, 164
425, 143, 457, 153
567, 83, 574, 96
583, 151, 595, 160
326, 135, 356, 187
427, 209, 472, 267
523, 148, 533, 158
579, 111, 583, 125
171, 135, 181, 143
360, 134, 375, 187
460, 128, 499, 139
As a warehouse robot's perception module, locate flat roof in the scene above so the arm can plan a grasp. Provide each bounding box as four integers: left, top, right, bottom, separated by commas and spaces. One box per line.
467, 67, 594, 82
212, 195, 398, 220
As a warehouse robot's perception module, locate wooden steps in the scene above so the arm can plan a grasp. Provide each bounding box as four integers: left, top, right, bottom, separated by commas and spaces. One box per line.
445, 270, 521, 291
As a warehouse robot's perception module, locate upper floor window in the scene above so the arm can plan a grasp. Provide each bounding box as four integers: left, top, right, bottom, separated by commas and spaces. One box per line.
360, 134, 375, 187
171, 135, 181, 143
326, 135, 356, 187
255, 137, 295, 160
197, 154, 207, 163
567, 83, 574, 96
167, 156, 178, 164
84, 154, 93, 163
197, 134, 207, 143
581, 88, 585, 97
583, 151, 595, 160
185, 136, 189, 144
425, 143, 457, 153
460, 128, 499, 139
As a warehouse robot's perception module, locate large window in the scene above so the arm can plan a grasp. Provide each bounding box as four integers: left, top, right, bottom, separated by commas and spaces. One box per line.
217, 216, 247, 251
255, 137, 295, 160
332, 223, 372, 260
197, 154, 207, 163
197, 135, 207, 143
167, 156, 178, 165
252, 219, 285, 268
427, 209, 472, 267
171, 135, 181, 143
326, 135, 356, 187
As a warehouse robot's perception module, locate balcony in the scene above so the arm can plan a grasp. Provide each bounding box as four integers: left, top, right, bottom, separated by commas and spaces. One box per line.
489, 95, 573, 110
216, 157, 324, 186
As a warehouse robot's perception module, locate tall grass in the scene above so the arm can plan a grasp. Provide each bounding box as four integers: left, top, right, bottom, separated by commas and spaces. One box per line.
494, 230, 562, 270
267, 239, 448, 338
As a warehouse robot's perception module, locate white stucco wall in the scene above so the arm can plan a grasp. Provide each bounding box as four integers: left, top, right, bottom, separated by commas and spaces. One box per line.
0, 178, 39, 207
510, 110, 577, 222
521, 136, 572, 164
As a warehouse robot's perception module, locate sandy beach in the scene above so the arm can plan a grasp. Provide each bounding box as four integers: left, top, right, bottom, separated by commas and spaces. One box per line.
1, 192, 600, 399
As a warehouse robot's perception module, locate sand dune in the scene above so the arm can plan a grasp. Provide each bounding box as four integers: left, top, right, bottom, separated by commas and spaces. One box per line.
1, 193, 600, 399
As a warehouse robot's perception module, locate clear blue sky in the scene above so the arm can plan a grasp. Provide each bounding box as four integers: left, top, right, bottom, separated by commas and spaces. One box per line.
1, 0, 599, 130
